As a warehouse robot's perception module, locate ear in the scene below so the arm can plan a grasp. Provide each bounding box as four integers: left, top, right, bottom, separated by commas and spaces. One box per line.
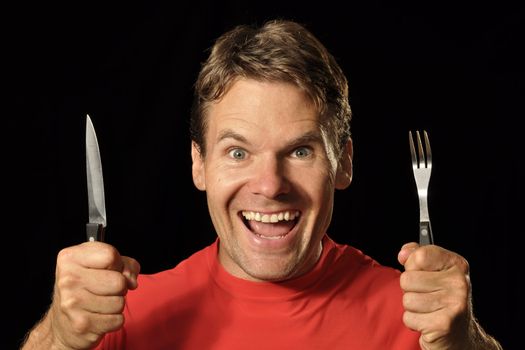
191, 141, 206, 191
335, 139, 353, 190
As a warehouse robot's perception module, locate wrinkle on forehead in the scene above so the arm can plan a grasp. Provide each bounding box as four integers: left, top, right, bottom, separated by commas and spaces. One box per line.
203, 79, 337, 157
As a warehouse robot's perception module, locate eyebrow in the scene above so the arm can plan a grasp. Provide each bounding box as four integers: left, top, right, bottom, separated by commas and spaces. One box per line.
287, 131, 324, 148
217, 129, 249, 144
217, 129, 323, 148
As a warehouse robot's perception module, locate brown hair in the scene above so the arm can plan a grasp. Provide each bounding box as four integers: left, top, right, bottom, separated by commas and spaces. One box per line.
190, 19, 351, 157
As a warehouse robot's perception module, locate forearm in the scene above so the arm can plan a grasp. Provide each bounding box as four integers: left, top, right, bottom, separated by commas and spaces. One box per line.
20, 312, 66, 350
467, 319, 503, 350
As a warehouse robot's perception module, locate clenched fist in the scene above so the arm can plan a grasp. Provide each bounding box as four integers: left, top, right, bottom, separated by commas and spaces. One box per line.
398, 243, 501, 350
22, 242, 140, 350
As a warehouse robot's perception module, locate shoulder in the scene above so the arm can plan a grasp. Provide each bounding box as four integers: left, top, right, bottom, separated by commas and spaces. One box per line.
128, 241, 216, 304
317, 237, 420, 347
325, 237, 401, 277
98, 242, 218, 348
323, 236, 403, 298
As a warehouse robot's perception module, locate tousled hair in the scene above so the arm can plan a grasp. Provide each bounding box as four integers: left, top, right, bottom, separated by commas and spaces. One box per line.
190, 19, 351, 157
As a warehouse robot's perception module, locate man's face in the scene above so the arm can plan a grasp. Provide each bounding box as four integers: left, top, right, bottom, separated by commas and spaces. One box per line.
191, 79, 352, 282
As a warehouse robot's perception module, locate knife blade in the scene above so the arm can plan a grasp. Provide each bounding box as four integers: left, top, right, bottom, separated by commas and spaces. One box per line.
86, 114, 107, 242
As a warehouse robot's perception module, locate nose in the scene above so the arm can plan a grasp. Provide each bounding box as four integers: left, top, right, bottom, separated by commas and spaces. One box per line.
248, 156, 291, 199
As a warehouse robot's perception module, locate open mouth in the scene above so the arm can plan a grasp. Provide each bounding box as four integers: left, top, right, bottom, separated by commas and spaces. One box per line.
240, 210, 300, 240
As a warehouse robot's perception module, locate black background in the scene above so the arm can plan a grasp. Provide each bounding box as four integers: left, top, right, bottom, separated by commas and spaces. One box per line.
6, 1, 522, 349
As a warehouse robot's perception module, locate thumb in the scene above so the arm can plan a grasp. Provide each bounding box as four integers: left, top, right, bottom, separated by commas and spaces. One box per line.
121, 256, 141, 290
397, 242, 419, 266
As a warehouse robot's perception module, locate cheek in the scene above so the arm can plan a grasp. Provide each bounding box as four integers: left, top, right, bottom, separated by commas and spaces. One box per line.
292, 166, 336, 211
310, 166, 337, 212
205, 166, 250, 203
295, 162, 336, 190
313, 184, 336, 230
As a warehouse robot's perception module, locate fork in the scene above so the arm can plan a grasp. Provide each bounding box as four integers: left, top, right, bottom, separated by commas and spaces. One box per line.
409, 130, 434, 245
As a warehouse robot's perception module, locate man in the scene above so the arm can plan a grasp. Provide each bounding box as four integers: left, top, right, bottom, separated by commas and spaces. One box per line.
22, 19, 502, 349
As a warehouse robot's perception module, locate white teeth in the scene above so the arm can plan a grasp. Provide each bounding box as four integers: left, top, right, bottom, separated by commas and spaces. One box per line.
256, 233, 285, 240
242, 210, 300, 223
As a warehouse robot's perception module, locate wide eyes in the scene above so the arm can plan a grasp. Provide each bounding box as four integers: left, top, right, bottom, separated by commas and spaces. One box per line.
228, 147, 312, 160
228, 148, 247, 160
292, 146, 312, 159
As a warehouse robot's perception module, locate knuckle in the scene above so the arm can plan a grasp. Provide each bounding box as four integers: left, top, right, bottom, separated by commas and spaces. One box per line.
414, 247, 431, 266
402, 311, 418, 331
98, 245, 120, 267
108, 273, 128, 293
70, 314, 91, 335
421, 330, 443, 344
57, 247, 75, 264
60, 294, 80, 312
84, 332, 102, 345
57, 273, 80, 290
106, 314, 125, 332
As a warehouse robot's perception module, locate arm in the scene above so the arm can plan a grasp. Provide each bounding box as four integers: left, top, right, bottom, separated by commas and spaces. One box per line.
398, 243, 502, 350
21, 311, 56, 350
21, 242, 140, 350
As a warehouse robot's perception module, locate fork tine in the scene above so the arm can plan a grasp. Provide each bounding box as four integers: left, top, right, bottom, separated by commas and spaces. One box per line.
423, 130, 432, 168
409, 131, 417, 169
409, 129, 434, 245
416, 130, 425, 169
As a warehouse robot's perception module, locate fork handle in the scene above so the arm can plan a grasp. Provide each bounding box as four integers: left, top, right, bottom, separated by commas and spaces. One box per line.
419, 221, 434, 245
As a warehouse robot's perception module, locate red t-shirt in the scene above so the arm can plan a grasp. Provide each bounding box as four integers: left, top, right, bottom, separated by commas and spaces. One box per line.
96, 235, 420, 349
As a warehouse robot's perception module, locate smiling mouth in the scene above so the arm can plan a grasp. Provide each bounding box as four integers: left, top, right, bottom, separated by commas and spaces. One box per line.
241, 210, 300, 239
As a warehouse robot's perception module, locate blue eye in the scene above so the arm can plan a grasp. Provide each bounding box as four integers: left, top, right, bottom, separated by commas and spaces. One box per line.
229, 148, 246, 160
293, 147, 312, 158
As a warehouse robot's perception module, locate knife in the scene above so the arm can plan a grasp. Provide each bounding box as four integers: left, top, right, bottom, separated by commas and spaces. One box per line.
85, 114, 107, 242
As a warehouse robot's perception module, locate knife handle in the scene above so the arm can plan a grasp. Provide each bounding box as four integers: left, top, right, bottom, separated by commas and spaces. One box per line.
419, 221, 434, 246
86, 223, 105, 242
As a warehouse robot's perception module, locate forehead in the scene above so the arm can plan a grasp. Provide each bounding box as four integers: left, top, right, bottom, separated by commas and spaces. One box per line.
204, 79, 322, 141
